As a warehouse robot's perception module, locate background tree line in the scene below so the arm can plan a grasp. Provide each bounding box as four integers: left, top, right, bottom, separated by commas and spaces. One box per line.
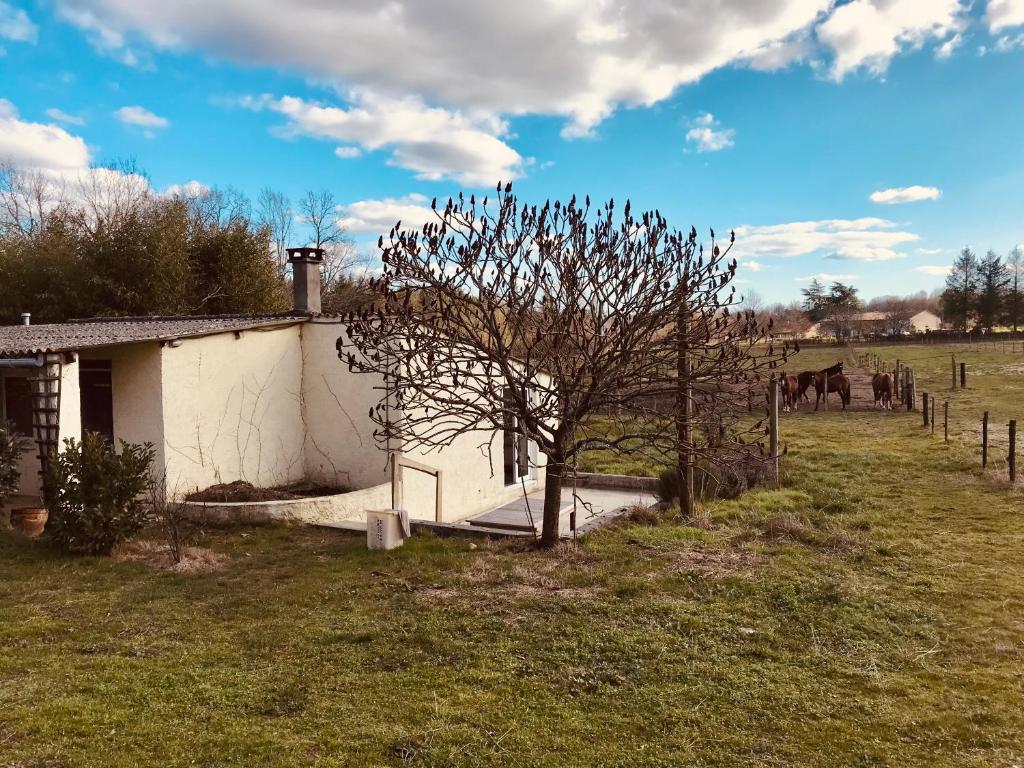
941, 246, 1024, 333
750, 282, 941, 339
0, 162, 371, 323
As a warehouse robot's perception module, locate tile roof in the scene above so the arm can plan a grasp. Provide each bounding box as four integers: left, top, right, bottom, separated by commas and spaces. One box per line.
0, 314, 308, 357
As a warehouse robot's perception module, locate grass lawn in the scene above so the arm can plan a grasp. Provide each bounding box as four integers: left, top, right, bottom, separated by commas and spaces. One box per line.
2, 345, 1023, 766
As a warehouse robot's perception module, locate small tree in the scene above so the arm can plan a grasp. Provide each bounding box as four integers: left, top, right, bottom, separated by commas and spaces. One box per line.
941, 247, 979, 331
339, 186, 787, 546
45, 433, 154, 555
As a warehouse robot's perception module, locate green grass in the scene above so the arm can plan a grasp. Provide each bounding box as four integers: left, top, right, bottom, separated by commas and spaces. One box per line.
855, 340, 1024, 477
3, 383, 1024, 765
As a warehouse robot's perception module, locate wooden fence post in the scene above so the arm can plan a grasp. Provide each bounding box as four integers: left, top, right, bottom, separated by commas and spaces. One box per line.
895, 360, 901, 399
960, 362, 966, 389
982, 411, 989, 469
944, 401, 949, 443
922, 392, 930, 427
951, 354, 957, 390
769, 381, 780, 487
1010, 420, 1017, 484
931, 397, 936, 435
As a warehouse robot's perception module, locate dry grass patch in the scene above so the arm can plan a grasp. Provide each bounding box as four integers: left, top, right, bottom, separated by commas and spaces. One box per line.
113, 539, 229, 574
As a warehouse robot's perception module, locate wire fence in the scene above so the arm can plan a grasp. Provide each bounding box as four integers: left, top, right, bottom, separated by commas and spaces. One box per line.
859, 345, 1021, 485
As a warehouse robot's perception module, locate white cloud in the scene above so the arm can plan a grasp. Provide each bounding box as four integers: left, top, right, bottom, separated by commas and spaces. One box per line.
796, 273, 860, 282
987, 0, 1024, 32
735, 217, 919, 262
0, 1, 37, 43
685, 113, 735, 152
333, 146, 362, 159
992, 32, 1024, 51
916, 247, 943, 255
0, 101, 91, 170
45, 107, 87, 126
742, 35, 813, 71
115, 105, 169, 129
744, 259, 766, 272
337, 194, 436, 236
915, 265, 952, 276
160, 179, 209, 198
817, 0, 967, 80
869, 185, 941, 204
936, 32, 963, 59
242, 91, 523, 186
54, 0, 835, 138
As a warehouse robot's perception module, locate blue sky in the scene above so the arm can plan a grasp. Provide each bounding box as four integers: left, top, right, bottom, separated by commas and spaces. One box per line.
2, 0, 1023, 303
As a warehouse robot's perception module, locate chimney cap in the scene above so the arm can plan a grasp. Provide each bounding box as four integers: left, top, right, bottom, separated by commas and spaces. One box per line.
287, 246, 325, 263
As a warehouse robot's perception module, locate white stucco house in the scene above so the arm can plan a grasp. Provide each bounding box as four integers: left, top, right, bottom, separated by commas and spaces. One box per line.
909, 310, 942, 333
0, 249, 546, 526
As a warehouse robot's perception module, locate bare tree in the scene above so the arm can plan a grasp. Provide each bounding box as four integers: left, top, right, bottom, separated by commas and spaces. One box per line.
73, 160, 152, 234
878, 296, 914, 335
0, 162, 68, 237
298, 188, 365, 293
339, 185, 788, 546
300, 189, 343, 249
1007, 246, 1023, 332
257, 187, 293, 277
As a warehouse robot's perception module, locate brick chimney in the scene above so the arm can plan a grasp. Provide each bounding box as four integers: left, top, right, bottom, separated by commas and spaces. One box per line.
287, 247, 324, 314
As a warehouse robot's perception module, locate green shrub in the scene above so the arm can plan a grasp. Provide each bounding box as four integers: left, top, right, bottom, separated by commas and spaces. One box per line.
656, 451, 774, 505
0, 420, 27, 507
44, 432, 155, 555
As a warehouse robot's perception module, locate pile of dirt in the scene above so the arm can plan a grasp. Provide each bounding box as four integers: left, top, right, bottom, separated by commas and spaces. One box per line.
185, 480, 349, 503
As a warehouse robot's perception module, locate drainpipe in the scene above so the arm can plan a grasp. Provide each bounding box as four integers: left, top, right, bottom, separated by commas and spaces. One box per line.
0, 356, 45, 368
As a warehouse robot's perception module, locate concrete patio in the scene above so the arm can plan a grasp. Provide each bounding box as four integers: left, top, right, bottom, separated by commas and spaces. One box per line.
465, 484, 654, 538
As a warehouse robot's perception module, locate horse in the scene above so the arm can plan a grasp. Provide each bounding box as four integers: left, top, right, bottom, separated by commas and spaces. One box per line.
779, 372, 800, 412
872, 372, 893, 410
798, 361, 843, 402
814, 372, 851, 410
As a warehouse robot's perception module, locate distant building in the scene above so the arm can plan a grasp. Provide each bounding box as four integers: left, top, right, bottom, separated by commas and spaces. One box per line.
910, 310, 942, 333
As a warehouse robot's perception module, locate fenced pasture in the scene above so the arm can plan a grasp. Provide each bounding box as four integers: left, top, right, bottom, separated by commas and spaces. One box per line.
854, 340, 1024, 483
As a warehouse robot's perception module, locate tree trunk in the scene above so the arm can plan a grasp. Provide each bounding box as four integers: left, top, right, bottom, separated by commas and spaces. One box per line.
676, 292, 694, 518
540, 457, 564, 547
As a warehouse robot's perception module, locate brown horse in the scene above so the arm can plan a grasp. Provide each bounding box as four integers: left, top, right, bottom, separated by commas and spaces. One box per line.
798, 361, 843, 402
779, 372, 799, 412
814, 372, 851, 410
872, 372, 893, 410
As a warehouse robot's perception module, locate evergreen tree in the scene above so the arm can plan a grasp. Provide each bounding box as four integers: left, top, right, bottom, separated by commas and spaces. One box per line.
941, 247, 979, 331
975, 250, 1009, 331
800, 278, 827, 320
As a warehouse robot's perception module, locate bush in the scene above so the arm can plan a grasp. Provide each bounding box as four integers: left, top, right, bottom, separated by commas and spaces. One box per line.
0, 420, 27, 507
45, 432, 155, 555
656, 450, 775, 506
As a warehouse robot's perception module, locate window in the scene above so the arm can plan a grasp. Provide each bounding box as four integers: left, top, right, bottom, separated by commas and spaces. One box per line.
502, 387, 535, 486
80, 360, 114, 442
1, 375, 34, 436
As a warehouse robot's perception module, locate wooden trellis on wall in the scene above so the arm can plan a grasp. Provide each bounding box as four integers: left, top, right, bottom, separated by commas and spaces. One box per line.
29, 355, 63, 489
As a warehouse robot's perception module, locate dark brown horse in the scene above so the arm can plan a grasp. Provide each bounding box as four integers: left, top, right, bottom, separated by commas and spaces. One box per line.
872, 372, 893, 410
799, 361, 843, 402
814, 372, 851, 410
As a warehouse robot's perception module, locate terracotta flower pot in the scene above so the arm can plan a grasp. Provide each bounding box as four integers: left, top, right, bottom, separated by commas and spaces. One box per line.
10, 507, 47, 538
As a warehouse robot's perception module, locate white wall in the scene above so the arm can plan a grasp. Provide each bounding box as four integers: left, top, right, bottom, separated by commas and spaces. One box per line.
78, 344, 164, 471
160, 327, 306, 495
300, 320, 391, 490
302, 320, 546, 523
